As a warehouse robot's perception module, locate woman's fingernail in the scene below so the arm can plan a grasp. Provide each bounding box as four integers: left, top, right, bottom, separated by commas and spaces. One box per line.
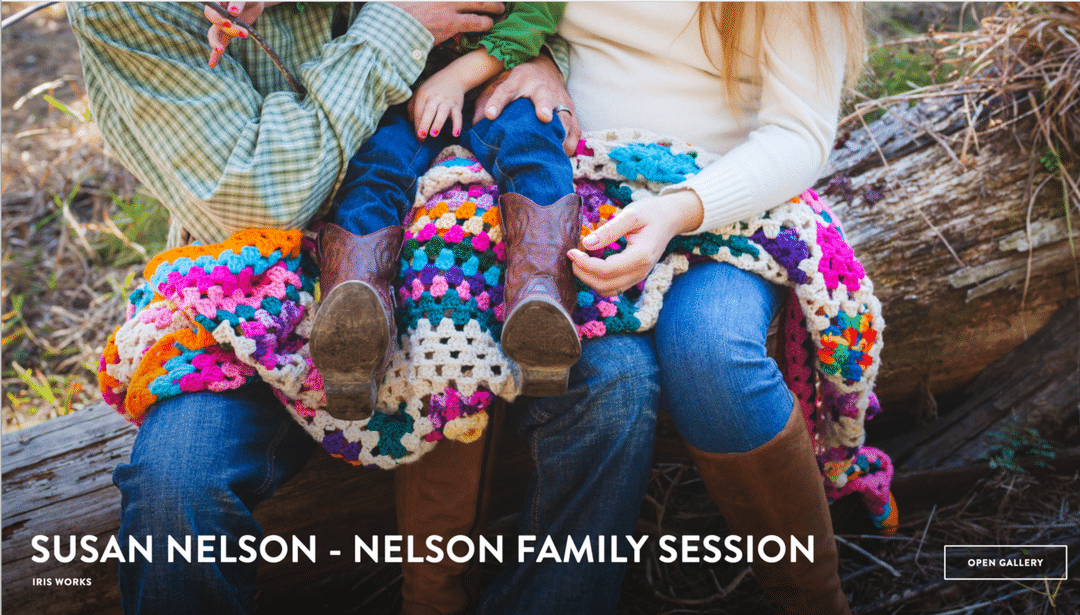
228, 4, 240, 15
486, 105, 498, 118
453, 129, 460, 137
432, 129, 439, 136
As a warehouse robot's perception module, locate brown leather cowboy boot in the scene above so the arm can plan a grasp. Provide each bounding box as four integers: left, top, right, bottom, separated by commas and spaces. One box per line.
685, 400, 851, 615
395, 403, 502, 615
310, 223, 403, 420
499, 193, 582, 397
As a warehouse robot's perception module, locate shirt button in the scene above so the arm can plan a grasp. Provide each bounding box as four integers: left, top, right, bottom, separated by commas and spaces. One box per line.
411, 49, 424, 61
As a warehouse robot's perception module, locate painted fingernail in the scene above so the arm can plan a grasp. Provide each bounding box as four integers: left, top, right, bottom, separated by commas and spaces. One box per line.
228, 4, 240, 15
432, 129, 439, 136
453, 129, 460, 137
418, 131, 426, 139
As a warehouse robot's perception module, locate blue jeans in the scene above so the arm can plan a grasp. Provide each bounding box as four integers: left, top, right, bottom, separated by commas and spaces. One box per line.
334, 98, 573, 236
480, 262, 791, 614
479, 334, 660, 615
656, 262, 792, 453
112, 383, 315, 615
113, 345, 658, 614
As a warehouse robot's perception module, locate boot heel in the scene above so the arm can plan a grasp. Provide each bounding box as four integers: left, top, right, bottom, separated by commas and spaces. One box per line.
501, 296, 581, 397
310, 280, 388, 420
518, 364, 572, 397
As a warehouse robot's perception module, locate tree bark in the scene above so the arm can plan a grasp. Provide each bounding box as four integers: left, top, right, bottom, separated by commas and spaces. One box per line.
818, 95, 1079, 412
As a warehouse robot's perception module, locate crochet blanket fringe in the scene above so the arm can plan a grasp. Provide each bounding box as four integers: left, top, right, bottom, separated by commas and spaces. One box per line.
99, 130, 896, 531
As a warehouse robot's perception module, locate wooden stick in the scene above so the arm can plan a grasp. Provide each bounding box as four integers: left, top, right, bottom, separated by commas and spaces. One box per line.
834, 536, 902, 578
202, 2, 306, 96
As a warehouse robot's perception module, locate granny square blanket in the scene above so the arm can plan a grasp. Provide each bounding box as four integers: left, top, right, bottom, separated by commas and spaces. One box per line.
99, 129, 896, 530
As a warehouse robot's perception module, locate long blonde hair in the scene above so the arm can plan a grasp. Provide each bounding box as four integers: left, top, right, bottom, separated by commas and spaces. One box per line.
697, 3, 866, 105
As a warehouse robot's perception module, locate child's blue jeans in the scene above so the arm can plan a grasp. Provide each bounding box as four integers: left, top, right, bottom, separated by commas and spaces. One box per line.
334, 98, 574, 236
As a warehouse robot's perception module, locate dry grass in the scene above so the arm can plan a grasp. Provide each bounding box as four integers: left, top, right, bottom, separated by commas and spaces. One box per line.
848, 3, 1080, 192
1, 2, 154, 431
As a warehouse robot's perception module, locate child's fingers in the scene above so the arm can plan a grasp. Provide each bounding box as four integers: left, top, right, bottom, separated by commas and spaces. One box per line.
417, 100, 438, 139
451, 106, 463, 138
207, 26, 233, 68
203, 4, 248, 38
430, 103, 451, 138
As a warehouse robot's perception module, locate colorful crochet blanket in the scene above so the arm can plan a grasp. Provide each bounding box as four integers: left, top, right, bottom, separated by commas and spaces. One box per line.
99, 130, 895, 531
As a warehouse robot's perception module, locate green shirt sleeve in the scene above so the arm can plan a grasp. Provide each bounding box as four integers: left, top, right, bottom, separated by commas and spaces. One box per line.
480, 2, 566, 69
67, 2, 432, 246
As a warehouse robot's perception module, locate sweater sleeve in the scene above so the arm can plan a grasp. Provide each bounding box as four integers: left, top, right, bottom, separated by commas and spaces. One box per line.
479, 2, 566, 69
663, 3, 847, 234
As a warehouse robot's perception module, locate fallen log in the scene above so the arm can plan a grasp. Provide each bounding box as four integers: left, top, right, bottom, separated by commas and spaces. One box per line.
0, 403, 532, 615
879, 298, 1080, 473
818, 95, 1079, 411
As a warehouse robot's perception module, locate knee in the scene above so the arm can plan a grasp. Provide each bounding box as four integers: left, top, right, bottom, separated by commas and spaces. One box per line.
480, 99, 564, 141
531, 334, 659, 439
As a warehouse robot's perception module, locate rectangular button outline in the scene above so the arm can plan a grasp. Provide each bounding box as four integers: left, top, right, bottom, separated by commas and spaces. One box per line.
943, 545, 1069, 581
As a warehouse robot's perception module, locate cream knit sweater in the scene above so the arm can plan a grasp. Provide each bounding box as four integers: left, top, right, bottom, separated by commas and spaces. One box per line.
560, 2, 848, 233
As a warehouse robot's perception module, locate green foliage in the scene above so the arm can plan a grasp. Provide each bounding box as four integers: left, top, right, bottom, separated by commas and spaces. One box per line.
5, 362, 82, 417
98, 191, 169, 266
984, 425, 1055, 473
43, 94, 92, 123
1040, 149, 1062, 174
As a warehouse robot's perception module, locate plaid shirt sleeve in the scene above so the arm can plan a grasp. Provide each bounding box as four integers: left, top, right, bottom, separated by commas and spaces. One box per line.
67, 2, 432, 246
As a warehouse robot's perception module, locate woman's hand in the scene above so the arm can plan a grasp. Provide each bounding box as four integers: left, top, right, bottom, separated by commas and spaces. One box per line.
471, 53, 581, 155
568, 190, 704, 296
204, 2, 271, 68
409, 71, 468, 139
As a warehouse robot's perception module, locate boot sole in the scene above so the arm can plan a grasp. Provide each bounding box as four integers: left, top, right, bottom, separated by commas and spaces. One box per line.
309, 281, 388, 420
501, 296, 581, 397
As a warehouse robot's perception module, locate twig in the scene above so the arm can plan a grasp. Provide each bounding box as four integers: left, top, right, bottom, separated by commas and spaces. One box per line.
856, 580, 950, 613
934, 588, 1036, 615
834, 536, 901, 578
1, 1, 57, 30
202, 2, 306, 96
917, 206, 968, 270
913, 503, 936, 570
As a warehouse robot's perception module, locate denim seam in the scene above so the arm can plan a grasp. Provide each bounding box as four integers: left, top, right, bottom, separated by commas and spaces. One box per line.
255, 420, 291, 497
528, 429, 543, 536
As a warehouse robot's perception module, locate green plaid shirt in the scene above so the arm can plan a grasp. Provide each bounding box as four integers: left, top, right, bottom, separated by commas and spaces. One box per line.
69, 2, 434, 246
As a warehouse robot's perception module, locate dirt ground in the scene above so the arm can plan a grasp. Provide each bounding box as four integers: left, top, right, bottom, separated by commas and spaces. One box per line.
2, 1, 142, 432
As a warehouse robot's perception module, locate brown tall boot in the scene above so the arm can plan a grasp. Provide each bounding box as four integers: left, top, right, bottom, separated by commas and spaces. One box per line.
310, 223, 403, 420
499, 193, 582, 396
395, 403, 502, 615
685, 401, 851, 615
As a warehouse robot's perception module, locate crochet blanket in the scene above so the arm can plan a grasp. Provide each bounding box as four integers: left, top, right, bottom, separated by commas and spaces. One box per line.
99, 130, 896, 531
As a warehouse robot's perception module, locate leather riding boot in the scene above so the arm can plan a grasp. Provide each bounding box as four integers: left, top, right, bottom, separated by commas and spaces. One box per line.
310, 223, 403, 420
395, 403, 502, 615
499, 193, 582, 396
685, 401, 851, 615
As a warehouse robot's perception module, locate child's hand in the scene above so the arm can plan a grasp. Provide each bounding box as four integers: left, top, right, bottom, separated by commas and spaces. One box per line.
409, 71, 468, 140
203, 2, 270, 68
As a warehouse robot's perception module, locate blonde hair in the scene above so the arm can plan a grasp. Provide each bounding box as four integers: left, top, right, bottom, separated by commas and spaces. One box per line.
697, 3, 866, 105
